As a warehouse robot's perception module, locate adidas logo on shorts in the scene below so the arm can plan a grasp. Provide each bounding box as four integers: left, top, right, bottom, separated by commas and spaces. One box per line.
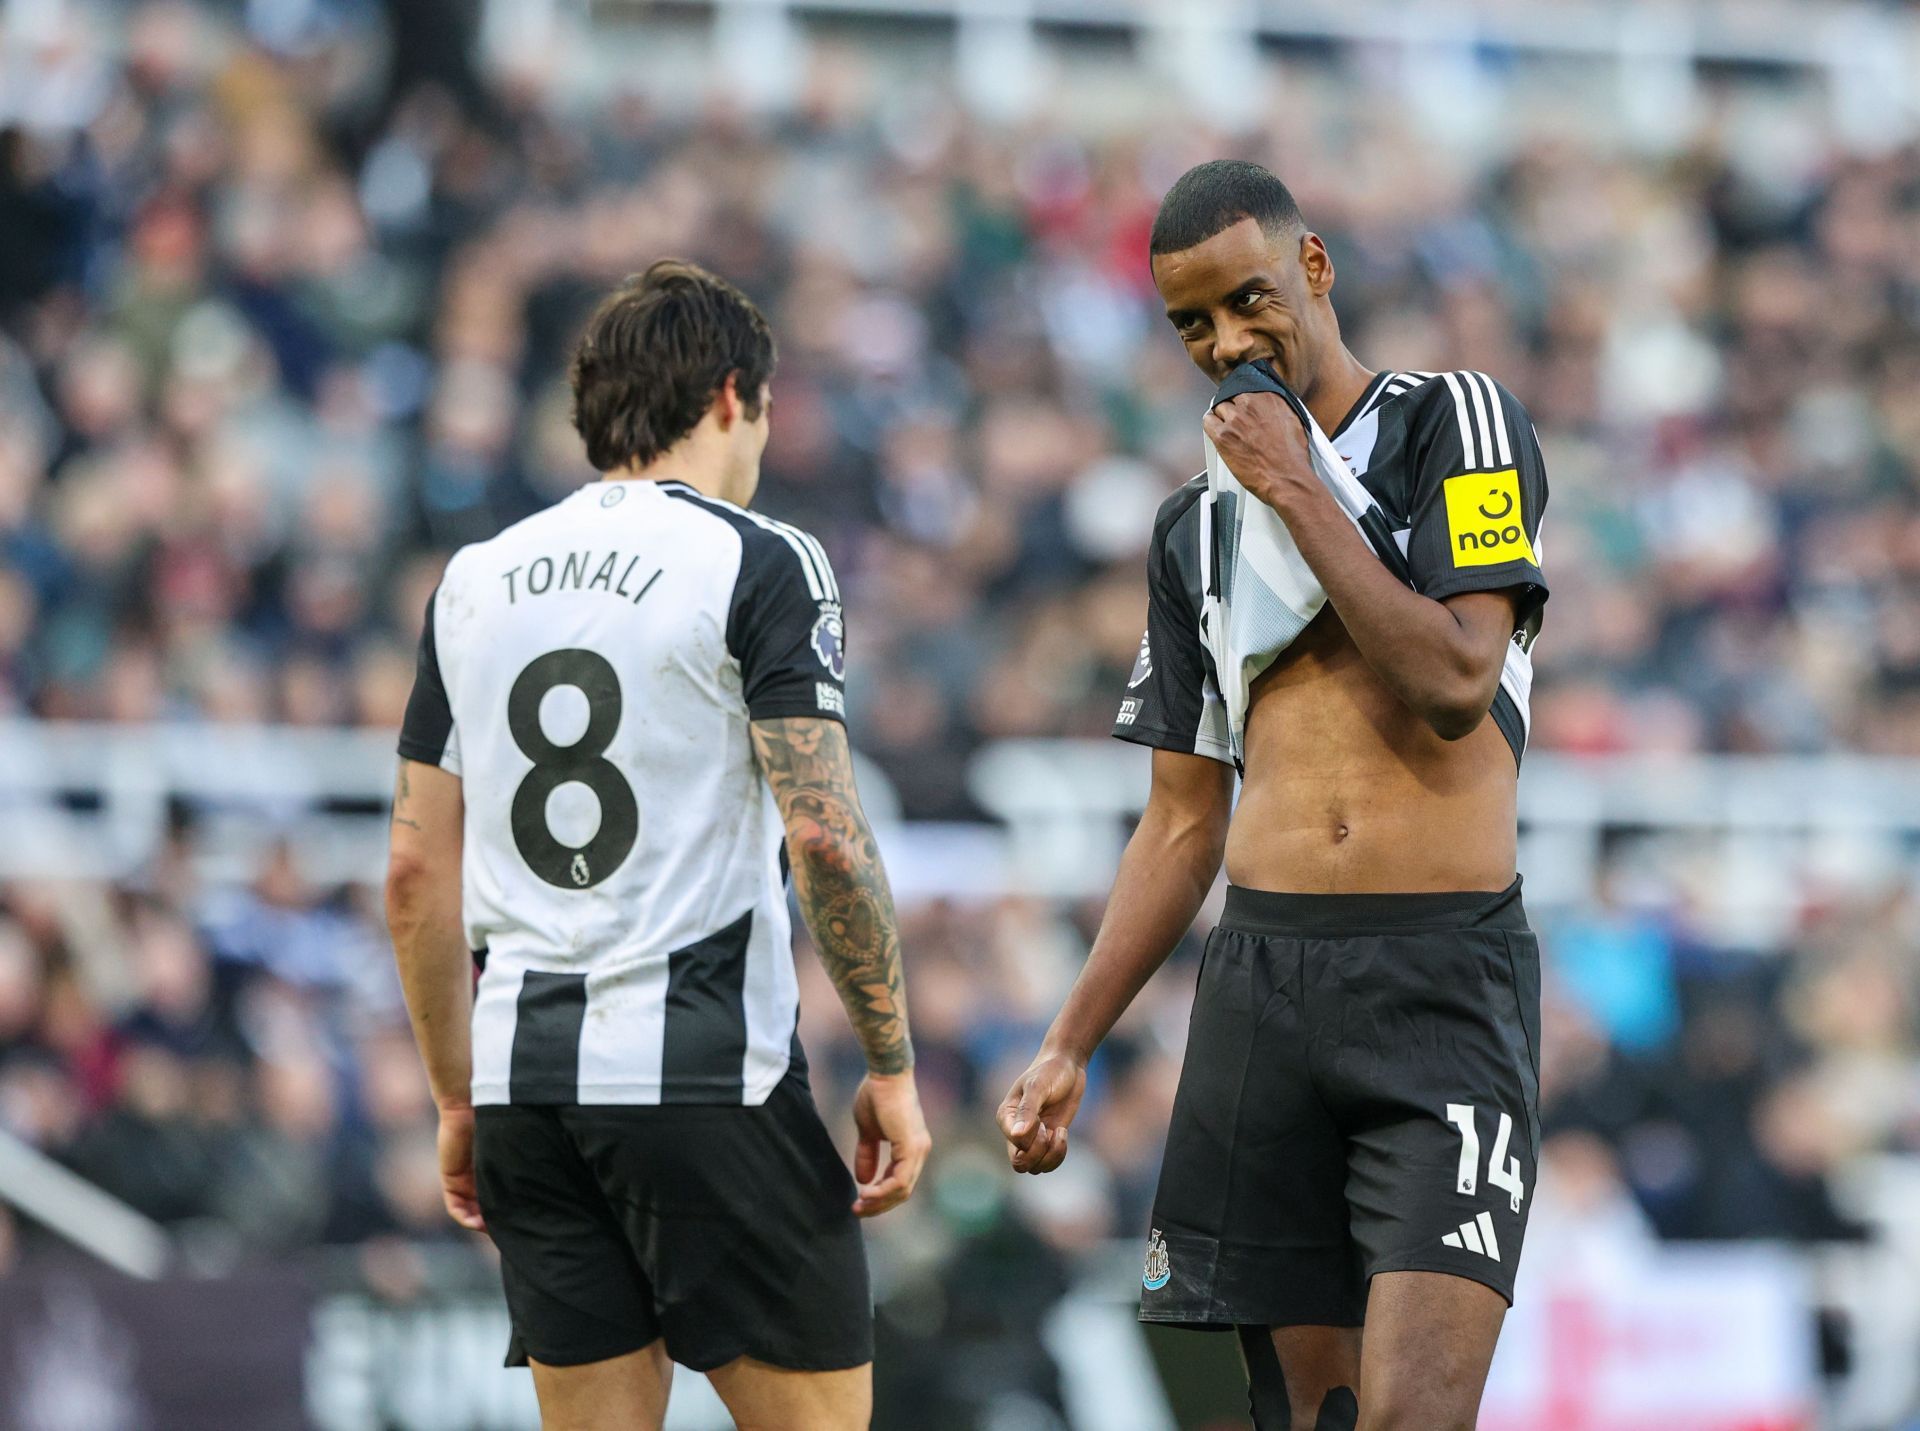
1441, 1211, 1502, 1262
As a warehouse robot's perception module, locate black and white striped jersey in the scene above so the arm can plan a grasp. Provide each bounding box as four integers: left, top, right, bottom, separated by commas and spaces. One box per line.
398, 479, 847, 1107
1114, 369, 1549, 766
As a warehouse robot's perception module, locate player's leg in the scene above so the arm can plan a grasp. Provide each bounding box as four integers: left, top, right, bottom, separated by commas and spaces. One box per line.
1136, 913, 1366, 1429
1353, 1271, 1504, 1431
472, 1107, 667, 1430
1318, 889, 1541, 1431
570, 1076, 874, 1413
705, 1357, 870, 1430
1242, 1324, 1361, 1429
527, 1342, 673, 1431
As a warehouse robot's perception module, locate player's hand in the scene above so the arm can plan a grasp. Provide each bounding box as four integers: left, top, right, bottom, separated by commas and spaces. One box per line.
851, 1071, 932, 1217
437, 1104, 486, 1232
997, 1049, 1087, 1175
1203, 391, 1316, 515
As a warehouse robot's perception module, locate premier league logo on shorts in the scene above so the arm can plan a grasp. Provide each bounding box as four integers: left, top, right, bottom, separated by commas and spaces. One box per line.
811, 603, 846, 680
1142, 1229, 1171, 1290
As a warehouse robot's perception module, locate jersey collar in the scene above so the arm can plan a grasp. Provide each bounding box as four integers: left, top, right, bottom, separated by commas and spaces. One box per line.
1327, 370, 1394, 441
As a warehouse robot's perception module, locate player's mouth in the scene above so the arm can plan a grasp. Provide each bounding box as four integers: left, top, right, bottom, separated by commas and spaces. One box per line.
1218, 350, 1280, 382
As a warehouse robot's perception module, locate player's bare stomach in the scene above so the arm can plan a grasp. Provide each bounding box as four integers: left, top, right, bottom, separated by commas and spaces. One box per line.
1225, 609, 1519, 895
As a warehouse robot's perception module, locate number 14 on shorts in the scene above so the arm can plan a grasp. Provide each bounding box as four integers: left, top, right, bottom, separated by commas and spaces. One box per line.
1445, 1103, 1526, 1214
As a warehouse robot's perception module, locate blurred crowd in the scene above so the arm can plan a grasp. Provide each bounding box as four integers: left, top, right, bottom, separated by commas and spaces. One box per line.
9, 7, 1920, 776
2, 0, 1920, 1419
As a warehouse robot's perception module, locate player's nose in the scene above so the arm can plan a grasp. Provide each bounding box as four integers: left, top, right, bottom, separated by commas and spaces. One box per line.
1212, 320, 1259, 370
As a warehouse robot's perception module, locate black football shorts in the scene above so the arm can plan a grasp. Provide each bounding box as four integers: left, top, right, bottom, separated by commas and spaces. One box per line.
473, 1071, 872, 1373
1141, 880, 1542, 1329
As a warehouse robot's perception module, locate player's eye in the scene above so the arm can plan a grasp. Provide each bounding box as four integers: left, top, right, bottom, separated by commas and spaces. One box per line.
1233, 290, 1263, 311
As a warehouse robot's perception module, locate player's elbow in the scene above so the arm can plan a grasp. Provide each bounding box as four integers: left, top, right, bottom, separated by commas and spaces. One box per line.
1417, 651, 1503, 741
1138, 799, 1230, 882
790, 829, 863, 884
1417, 671, 1496, 741
1183, 810, 1231, 873
384, 849, 440, 920
1424, 699, 1488, 742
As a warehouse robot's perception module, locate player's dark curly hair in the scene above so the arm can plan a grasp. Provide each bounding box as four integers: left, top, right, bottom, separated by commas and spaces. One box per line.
1150, 159, 1304, 256
569, 259, 777, 472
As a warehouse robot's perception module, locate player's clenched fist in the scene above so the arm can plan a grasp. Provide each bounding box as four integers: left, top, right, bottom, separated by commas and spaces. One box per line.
997, 1050, 1087, 1175
1203, 390, 1315, 514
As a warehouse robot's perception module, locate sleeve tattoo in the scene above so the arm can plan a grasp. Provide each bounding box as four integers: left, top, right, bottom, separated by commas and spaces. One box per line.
751, 717, 913, 1074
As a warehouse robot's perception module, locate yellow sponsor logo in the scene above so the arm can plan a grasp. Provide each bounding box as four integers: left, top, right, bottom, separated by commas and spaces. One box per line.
1443, 470, 1535, 568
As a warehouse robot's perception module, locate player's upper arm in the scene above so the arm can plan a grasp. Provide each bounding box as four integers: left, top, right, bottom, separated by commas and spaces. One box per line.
1402, 373, 1549, 625
389, 758, 464, 884
391, 583, 465, 889
729, 521, 847, 724
398, 586, 463, 776
749, 716, 868, 845
1141, 747, 1235, 859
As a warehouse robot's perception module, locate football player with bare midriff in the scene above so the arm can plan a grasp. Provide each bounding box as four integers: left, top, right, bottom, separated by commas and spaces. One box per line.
1000, 161, 1551, 1431
1230, 606, 1520, 897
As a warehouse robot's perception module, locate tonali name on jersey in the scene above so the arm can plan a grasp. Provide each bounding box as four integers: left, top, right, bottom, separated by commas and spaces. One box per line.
398, 479, 847, 1107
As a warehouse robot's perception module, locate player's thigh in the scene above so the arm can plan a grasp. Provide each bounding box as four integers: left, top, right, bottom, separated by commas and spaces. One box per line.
528, 1340, 672, 1431
1356, 1270, 1505, 1431
564, 1080, 872, 1376
1146, 927, 1365, 1330
474, 1107, 660, 1371
1242, 1323, 1361, 1431
1336, 926, 1539, 1303
705, 1355, 871, 1431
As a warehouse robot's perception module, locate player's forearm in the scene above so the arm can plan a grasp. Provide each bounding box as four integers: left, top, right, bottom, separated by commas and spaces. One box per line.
1271, 485, 1498, 736
753, 719, 914, 1075
791, 828, 914, 1075
1042, 800, 1225, 1064
386, 871, 474, 1109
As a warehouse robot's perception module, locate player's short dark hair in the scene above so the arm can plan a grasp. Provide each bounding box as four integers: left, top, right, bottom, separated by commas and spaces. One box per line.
1149, 160, 1305, 257
569, 259, 776, 472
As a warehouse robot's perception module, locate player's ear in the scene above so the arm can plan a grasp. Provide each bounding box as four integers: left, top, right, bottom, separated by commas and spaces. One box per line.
1300, 231, 1334, 298
714, 371, 744, 430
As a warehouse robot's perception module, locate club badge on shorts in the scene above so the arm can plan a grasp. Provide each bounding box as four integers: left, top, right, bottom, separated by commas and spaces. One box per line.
1143, 1229, 1171, 1290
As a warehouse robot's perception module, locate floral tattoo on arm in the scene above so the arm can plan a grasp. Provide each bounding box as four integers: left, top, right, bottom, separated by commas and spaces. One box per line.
751, 717, 913, 1075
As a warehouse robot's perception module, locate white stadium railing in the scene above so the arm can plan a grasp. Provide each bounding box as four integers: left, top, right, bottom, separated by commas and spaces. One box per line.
7, 721, 1920, 909
600, 0, 1912, 69
531, 0, 1920, 148
0, 1130, 170, 1279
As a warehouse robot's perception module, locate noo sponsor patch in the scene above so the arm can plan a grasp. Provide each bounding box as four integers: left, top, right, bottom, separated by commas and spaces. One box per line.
1443, 469, 1535, 568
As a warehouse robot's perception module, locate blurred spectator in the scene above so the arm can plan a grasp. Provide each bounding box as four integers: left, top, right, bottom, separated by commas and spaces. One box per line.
1545, 857, 1682, 1055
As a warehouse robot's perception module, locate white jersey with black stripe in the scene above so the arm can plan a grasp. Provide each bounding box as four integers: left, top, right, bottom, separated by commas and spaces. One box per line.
398, 478, 848, 1107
